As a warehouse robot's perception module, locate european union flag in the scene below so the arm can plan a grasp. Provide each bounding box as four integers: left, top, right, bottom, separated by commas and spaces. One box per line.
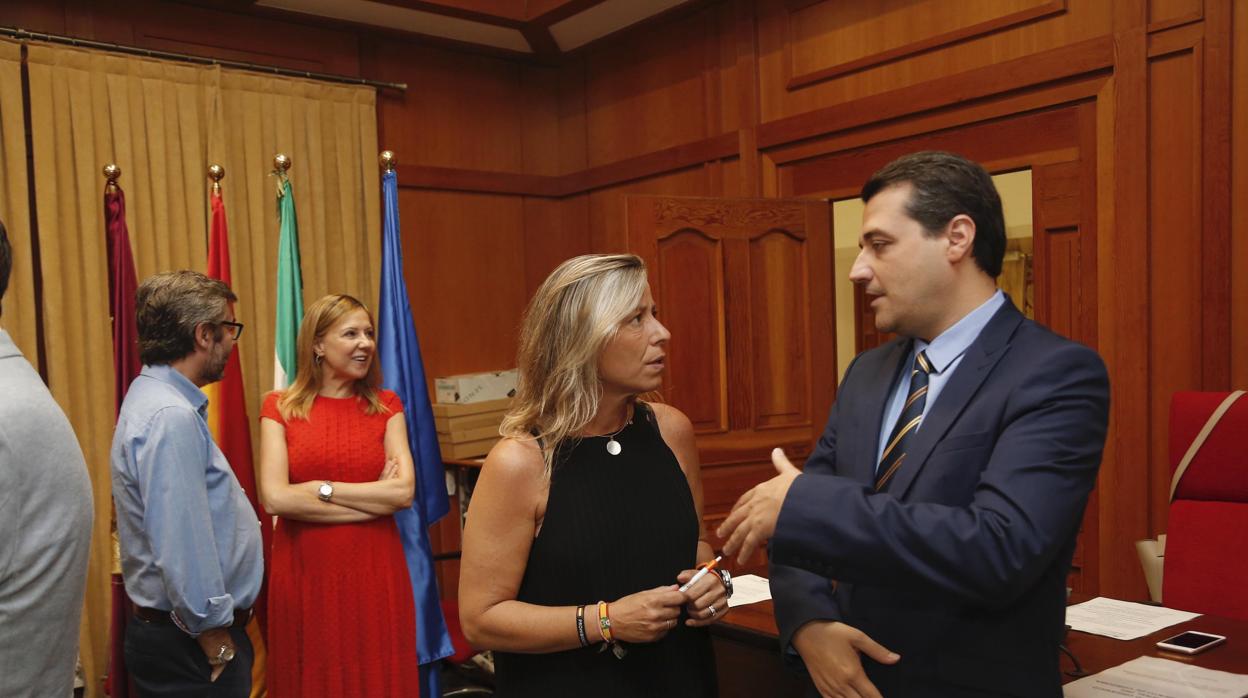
377, 167, 454, 696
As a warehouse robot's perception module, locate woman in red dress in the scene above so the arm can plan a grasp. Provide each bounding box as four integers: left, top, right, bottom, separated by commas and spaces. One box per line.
258, 294, 419, 697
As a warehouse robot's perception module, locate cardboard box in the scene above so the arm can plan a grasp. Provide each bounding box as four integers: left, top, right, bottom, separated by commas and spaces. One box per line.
435, 369, 517, 404
434, 408, 509, 435
438, 436, 501, 459
431, 397, 512, 418
437, 424, 500, 444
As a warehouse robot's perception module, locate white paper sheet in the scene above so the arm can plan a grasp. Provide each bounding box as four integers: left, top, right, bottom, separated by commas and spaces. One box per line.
726, 573, 772, 608
1063, 656, 1248, 697
1066, 597, 1201, 640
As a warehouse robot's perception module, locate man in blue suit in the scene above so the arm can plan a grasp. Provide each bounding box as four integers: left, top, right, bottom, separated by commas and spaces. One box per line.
718, 151, 1110, 697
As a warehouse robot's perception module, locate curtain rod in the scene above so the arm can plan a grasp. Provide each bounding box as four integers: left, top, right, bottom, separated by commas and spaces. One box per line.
0, 26, 407, 92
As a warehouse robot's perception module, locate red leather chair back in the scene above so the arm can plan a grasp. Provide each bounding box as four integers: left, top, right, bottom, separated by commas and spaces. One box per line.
1162, 391, 1248, 620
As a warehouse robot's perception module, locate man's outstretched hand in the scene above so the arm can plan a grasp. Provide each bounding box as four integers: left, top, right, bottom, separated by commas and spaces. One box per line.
716, 448, 800, 565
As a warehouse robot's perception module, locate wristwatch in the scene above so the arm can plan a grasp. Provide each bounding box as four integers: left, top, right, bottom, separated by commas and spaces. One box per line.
317, 481, 334, 502
209, 643, 235, 666
716, 569, 733, 598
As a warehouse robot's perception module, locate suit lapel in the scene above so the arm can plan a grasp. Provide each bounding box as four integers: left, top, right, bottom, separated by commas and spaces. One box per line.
848, 339, 912, 486
887, 302, 1025, 499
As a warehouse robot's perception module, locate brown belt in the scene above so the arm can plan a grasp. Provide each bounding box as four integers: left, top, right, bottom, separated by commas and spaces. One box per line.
132, 605, 252, 629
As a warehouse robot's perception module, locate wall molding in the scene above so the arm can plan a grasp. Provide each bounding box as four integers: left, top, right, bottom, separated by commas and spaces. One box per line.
396, 36, 1114, 200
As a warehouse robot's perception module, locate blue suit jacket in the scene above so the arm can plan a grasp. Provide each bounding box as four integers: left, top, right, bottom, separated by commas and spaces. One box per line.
770, 300, 1110, 697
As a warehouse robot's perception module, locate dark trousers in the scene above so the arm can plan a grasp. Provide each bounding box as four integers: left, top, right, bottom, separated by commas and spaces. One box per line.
124, 616, 253, 698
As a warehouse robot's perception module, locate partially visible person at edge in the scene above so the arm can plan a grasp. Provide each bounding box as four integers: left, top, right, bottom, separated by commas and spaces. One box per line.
111, 270, 264, 697
257, 294, 419, 697
458, 254, 729, 697
0, 218, 94, 698
718, 151, 1111, 698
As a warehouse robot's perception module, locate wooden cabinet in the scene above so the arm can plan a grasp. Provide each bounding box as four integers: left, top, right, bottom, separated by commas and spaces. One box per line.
627, 196, 836, 574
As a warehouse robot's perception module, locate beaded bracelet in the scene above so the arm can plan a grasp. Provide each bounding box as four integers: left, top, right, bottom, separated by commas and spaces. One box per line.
575, 605, 589, 647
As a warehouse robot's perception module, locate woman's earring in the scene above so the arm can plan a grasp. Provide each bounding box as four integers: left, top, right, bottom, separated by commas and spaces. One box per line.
314, 353, 323, 365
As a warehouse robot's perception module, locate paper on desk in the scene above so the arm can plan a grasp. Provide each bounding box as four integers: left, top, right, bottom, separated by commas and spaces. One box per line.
1066, 597, 1200, 640
726, 574, 772, 608
1063, 656, 1248, 697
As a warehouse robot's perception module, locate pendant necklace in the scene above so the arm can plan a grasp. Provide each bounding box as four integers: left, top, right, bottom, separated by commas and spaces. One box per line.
603, 407, 632, 456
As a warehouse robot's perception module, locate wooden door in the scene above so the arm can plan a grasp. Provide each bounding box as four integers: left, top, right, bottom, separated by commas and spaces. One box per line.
626, 196, 835, 574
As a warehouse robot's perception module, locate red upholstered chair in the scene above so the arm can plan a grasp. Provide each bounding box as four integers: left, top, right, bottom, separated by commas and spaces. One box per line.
1162, 391, 1248, 620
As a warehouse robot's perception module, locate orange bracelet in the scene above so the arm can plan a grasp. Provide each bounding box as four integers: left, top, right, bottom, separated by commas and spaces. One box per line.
597, 600, 614, 644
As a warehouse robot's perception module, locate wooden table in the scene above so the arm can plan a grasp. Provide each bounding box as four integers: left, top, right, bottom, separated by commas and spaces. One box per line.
709, 599, 1248, 696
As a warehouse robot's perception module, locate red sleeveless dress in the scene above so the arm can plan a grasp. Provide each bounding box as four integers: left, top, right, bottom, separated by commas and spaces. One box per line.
261, 391, 419, 697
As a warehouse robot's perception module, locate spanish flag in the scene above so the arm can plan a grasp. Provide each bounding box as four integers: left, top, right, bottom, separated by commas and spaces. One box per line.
203, 170, 270, 697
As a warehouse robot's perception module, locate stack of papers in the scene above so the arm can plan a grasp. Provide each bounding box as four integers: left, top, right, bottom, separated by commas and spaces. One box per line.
1064, 656, 1248, 697
1066, 597, 1201, 640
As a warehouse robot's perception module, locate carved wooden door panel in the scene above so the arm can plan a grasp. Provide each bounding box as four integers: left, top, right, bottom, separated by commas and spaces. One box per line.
626, 196, 834, 573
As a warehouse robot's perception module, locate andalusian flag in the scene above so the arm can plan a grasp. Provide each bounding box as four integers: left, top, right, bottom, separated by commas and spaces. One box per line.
273, 172, 303, 389
203, 173, 271, 697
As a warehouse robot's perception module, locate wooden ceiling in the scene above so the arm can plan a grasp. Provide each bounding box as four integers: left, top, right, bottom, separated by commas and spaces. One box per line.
245, 0, 699, 58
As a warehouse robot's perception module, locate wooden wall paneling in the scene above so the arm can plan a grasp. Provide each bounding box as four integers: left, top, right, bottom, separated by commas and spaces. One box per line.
754, 0, 1112, 123
1148, 0, 1203, 32
1146, 44, 1202, 540
1199, 0, 1232, 390
766, 72, 1105, 173
757, 37, 1112, 152
783, 0, 1068, 89
1095, 0, 1150, 600
372, 39, 527, 172
784, 106, 1082, 197
520, 64, 567, 176
726, 0, 760, 198
399, 189, 528, 380
522, 194, 591, 296
582, 5, 719, 166
1234, 0, 1248, 389
556, 60, 589, 174
1075, 100, 1102, 594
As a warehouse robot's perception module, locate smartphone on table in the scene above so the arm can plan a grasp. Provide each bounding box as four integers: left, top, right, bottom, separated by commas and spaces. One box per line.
1155, 631, 1227, 655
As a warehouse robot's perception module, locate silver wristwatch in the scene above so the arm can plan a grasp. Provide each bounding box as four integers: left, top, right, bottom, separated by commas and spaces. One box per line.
317, 481, 334, 502
716, 569, 733, 598
209, 643, 235, 666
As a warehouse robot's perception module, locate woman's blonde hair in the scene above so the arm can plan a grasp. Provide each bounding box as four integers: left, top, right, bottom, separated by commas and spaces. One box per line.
501, 254, 650, 476
276, 294, 390, 421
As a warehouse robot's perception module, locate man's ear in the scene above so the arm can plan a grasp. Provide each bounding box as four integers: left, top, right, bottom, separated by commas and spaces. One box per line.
945, 214, 976, 264
193, 322, 214, 350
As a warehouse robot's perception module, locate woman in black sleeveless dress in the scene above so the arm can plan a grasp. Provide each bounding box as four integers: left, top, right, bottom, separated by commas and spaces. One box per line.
458, 254, 727, 697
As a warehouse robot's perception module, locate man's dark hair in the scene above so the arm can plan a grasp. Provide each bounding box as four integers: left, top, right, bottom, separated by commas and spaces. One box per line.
135, 270, 236, 365
861, 151, 1006, 278
0, 218, 11, 306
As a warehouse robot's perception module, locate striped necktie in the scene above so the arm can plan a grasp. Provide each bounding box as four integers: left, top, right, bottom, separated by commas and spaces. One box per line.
875, 350, 934, 492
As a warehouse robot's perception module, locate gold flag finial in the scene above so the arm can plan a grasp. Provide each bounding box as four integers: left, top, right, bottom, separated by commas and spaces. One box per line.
273, 153, 291, 175
103, 163, 121, 193
208, 164, 225, 194
379, 150, 396, 172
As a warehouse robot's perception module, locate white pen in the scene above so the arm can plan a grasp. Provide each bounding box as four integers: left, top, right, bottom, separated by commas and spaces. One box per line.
679, 555, 722, 593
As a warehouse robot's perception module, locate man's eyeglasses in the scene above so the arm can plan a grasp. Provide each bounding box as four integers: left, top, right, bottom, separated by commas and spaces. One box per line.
219, 321, 245, 340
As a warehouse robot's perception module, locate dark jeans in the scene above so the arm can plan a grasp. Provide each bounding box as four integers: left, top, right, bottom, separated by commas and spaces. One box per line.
124, 616, 252, 698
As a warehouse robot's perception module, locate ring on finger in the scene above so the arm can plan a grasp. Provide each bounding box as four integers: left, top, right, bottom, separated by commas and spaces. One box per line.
708, 604, 718, 617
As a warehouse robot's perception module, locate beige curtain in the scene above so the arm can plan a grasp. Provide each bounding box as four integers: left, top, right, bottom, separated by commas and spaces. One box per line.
25, 42, 222, 694
24, 41, 380, 696
216, 70, 380, 417
0, 40, 36, 357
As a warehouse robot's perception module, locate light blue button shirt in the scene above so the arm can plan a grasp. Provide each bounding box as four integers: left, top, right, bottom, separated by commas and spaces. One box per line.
110, 364, 263, 634
875, 291, 1007, 469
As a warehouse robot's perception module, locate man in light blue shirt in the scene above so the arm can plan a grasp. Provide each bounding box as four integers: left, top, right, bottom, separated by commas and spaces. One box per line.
111, 270, 263, 697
